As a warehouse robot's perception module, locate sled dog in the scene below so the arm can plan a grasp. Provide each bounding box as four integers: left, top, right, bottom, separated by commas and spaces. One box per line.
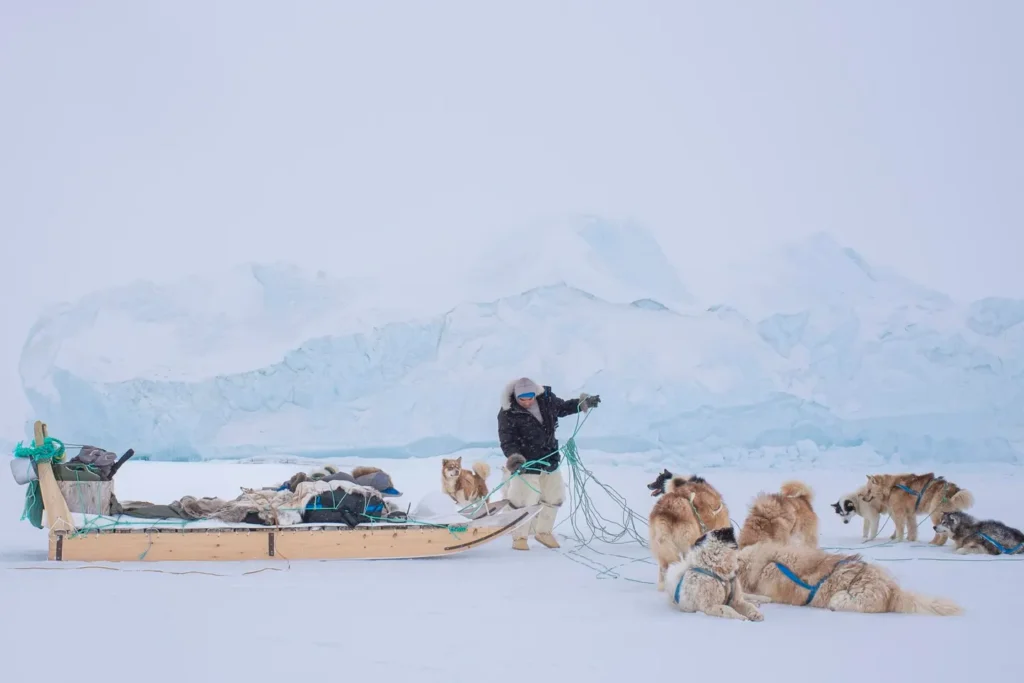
738, 480, 818, 548
831, 483, 889, 542
736, 542, 962, 615
647, 470, 731, 591
665, 526, 768, 621
934, 511, 1024, 555
441, 457, 491, 505
862, 473, 973, 544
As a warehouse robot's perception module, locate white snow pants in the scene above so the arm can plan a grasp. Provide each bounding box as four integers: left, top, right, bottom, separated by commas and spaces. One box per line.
505, 468, 564, 540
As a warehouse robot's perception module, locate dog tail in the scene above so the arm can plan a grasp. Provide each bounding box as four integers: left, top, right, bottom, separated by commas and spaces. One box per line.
891, 590, 963, 616
471, 461, 492, 481
949, 488, 974, 511
780, 480, 813, 502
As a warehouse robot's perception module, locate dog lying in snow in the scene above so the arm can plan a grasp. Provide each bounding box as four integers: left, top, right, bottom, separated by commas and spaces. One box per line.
665, 527, 768, 621
934, 511, 1024, 555
736, 541, 962, 615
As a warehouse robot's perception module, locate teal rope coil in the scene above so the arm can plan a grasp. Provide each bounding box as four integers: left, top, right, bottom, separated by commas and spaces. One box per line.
454, 405, 658, 582
13, 436, 67, 463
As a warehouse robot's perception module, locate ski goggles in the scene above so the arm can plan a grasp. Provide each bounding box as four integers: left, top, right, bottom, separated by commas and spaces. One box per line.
516, 392, 536, 399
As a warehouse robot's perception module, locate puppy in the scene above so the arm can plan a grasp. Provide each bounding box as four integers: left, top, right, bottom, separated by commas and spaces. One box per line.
736, 542, 962, 615
831, 483, 889, 542
934, 511, 1024, 555
738, 480, 818, 548
441, 457, 491, 505
862, 473, 973, 544
647, 471, 731, 591
665, 527, 768, 621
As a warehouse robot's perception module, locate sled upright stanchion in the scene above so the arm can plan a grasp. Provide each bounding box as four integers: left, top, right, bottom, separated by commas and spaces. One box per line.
33, 420, 77, 538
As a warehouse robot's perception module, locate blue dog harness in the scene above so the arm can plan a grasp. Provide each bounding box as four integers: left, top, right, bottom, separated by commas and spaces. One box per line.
976, 533, 1024, 555
895, 476, 946, 512
773, 557, 858, 606
673, 567, 736, 606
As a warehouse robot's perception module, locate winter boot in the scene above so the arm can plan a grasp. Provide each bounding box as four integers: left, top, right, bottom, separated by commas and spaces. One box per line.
512, 537, 529, 551
535, 532, 560, 549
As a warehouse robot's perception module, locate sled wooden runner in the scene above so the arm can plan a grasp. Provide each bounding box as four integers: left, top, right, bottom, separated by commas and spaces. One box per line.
32, 420, 538, 562
47, 505, 538, 562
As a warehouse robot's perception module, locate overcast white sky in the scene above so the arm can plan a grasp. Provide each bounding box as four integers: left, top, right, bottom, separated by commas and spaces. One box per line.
1, 2, 1021, 436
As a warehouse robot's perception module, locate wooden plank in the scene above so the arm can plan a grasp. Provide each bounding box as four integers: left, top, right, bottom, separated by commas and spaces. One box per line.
50, 528, 269, 562
275, 525, 470, 560
49, 506, 540, 562
34, 421, 76, 534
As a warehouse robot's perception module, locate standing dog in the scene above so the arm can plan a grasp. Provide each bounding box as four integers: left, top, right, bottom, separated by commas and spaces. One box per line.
441, 457, 491, 505
862, 473, 973, 544
934, 511, 1024, 555
738, 480, 818, 548
665, 527, 768, 621
647, 471, 731, 591
736, 542, 962, 615
831, 483, 889, 541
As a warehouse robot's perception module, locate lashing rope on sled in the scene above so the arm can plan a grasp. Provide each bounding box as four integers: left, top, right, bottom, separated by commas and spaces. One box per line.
58, 462, 471, 542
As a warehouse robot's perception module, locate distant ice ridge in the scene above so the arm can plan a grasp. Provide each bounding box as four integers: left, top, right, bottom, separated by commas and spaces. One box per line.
15, 219, 1024, 465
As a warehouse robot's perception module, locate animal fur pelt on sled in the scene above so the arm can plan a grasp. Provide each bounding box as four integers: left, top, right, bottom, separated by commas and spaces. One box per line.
174, 479, 395, 526
266, 465, 401, 497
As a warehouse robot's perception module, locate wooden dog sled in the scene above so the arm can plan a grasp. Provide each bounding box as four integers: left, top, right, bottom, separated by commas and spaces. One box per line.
23, 422, 537, 563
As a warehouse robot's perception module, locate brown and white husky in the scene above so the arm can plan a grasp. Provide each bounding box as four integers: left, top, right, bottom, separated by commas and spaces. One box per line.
646, 470, 731, 591
441, 456, 491, 505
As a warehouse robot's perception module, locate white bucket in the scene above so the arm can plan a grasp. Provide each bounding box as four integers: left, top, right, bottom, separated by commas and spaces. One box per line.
10, 457, 37, 485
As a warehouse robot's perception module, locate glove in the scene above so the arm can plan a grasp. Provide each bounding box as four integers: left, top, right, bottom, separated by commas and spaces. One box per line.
579, 393, 601, 411
505, 453, 526, 473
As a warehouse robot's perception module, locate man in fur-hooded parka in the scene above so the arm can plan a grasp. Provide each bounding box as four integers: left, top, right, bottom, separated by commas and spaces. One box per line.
497, 377, 600, 550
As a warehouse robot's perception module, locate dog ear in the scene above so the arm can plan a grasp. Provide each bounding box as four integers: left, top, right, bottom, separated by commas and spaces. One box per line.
712, 526, 737, 546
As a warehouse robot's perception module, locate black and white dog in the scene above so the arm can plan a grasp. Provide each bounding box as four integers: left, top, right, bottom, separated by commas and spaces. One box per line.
831, 484, 888, 542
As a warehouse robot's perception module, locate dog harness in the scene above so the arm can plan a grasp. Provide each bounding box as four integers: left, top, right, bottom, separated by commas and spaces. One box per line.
673, 567, 736, 606
773, 557, 858, 606
894, 476, 946, 512
686, 494, 708, 534
976, 533, 1024, 555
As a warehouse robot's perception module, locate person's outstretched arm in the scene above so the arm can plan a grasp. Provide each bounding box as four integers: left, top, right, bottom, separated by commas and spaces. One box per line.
548, 389, 601, 417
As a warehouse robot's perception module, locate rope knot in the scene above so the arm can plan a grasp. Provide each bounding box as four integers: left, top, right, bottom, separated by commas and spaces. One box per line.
13, 436, 67, 463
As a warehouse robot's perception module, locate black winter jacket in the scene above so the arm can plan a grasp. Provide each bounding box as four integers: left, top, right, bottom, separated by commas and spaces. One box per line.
497, 383, 584, 473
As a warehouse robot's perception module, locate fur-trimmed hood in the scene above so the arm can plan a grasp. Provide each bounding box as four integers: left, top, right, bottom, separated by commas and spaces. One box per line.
500, 378, 546, 411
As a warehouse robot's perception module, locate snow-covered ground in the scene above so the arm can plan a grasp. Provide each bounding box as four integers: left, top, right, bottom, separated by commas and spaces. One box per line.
2, 453, 1021, 682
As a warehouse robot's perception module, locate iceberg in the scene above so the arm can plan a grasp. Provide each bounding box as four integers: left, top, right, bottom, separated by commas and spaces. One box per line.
14, 219, 1024, 465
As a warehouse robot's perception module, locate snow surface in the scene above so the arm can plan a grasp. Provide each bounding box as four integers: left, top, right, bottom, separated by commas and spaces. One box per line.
13, 221, 1024, 464
1, 455, 1021, 682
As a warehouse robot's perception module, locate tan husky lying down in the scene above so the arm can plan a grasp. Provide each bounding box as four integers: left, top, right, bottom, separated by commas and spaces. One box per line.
736, 542, 962, 616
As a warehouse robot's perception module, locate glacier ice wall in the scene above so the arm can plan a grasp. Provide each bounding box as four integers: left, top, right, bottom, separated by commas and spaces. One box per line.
15, 220, 1024, 465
